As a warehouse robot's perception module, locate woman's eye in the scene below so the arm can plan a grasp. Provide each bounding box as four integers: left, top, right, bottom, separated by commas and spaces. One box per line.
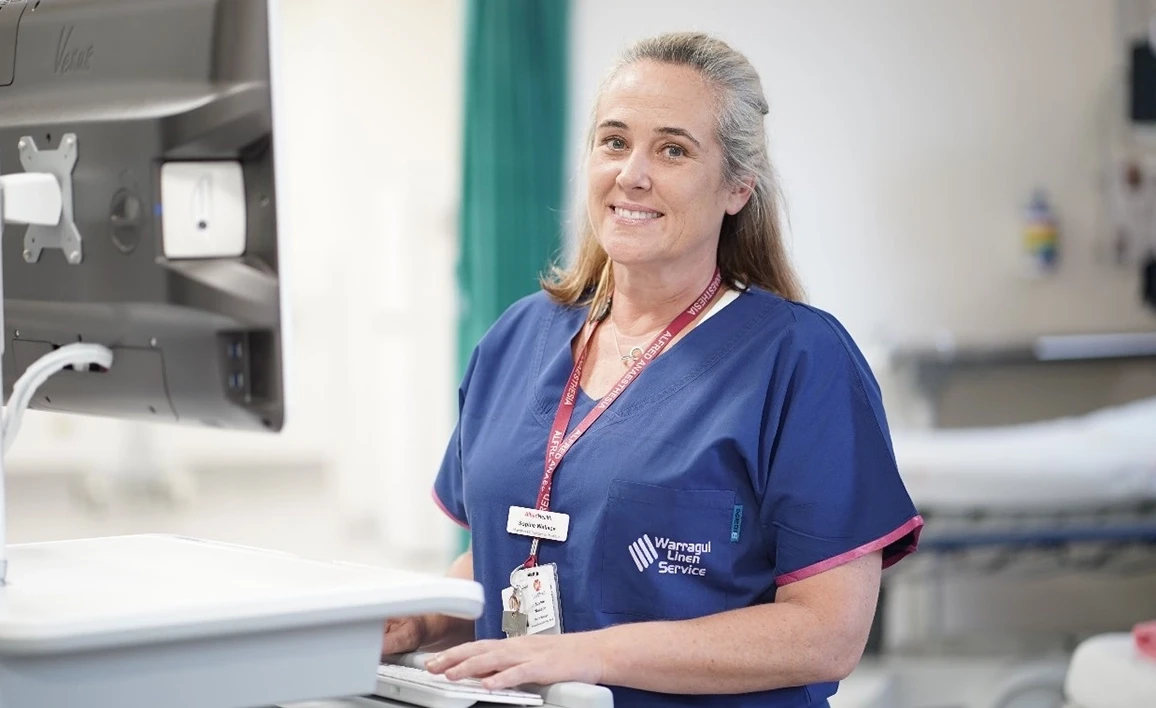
607, 137, 626, 150
664, 144, 685, 159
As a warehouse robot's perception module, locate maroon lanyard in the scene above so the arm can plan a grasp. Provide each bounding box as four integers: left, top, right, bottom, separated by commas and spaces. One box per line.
522, 269, 723, 568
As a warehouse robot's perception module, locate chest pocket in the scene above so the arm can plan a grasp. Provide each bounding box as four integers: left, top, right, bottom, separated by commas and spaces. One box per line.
600, 480, 737, 620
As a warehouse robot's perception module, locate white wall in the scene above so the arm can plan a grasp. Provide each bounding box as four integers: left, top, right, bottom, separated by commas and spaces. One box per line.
274, 0, 464, 566
569, 1, 1152, 355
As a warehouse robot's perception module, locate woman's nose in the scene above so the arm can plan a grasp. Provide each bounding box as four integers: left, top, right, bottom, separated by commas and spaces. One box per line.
615, 150, 651, 191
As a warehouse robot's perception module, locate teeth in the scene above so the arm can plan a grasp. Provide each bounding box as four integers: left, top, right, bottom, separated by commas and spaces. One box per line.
615, 207, 660, 220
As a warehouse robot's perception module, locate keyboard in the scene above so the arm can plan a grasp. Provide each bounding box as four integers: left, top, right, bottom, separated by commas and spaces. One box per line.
373, 662, 545, 708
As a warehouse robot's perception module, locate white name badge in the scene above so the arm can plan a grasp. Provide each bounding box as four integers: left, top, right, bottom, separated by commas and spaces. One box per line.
506, 506, 570, 543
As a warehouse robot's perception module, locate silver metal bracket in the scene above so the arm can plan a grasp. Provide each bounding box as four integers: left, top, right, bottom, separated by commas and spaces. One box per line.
18, 133, 82, 264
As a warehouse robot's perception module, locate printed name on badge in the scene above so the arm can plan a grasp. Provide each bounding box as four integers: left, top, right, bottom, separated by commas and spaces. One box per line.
506, 506, 570, 543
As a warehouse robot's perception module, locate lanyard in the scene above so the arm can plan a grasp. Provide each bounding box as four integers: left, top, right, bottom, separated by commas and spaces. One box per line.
522, 268, 723, 568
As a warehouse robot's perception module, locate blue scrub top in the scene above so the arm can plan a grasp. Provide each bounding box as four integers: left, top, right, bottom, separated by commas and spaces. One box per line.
434, 286, 922, 708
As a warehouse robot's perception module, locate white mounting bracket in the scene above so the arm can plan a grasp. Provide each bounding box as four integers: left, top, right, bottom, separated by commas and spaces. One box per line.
18, 133, 82, 264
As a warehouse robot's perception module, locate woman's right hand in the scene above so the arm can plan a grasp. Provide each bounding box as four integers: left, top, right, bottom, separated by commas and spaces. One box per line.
381, 615, 430, 656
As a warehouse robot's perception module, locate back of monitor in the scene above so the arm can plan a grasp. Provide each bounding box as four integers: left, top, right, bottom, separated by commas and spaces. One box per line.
0, 0, 288, 432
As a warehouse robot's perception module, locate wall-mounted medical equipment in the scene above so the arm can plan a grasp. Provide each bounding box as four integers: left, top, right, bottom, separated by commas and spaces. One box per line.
1021, 189, 1059, 276
1102, 2, 1156, 310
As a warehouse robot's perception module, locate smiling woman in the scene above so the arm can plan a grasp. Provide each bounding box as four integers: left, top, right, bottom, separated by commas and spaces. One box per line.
586, 61, 742, 282
384, 31, 923, 708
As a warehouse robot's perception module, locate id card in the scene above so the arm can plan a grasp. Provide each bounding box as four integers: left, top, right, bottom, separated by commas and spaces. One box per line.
506, 506, 570, 543
510, 563, 563, 635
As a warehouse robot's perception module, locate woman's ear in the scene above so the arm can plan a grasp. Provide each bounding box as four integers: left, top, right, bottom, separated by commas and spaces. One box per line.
725, 176, 756, 215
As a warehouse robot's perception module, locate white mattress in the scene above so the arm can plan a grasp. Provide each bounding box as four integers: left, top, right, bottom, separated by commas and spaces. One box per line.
1065, 633, 1156, 708
892, 397, 1156, 510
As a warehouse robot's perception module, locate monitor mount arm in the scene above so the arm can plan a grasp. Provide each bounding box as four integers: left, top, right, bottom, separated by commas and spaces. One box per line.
0, 135, 113, 584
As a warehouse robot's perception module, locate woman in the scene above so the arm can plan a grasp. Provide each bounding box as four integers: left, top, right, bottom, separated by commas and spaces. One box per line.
383, 31, 922, 707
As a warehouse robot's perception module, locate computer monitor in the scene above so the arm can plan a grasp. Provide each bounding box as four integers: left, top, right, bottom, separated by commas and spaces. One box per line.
0, 0, 288, 433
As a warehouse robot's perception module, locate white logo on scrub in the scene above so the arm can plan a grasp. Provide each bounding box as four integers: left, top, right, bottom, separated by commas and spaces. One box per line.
628, 534, 711, 577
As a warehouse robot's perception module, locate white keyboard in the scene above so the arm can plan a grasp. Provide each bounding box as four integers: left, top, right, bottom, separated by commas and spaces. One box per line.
373, 663, 545, 708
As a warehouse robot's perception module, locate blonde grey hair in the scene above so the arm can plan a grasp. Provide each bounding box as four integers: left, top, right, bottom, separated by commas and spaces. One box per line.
543, 32, 804, 311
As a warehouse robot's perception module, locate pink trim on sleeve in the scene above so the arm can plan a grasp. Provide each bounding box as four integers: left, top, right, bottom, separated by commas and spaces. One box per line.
431, 488, 470, 531
776, 515, 924, 586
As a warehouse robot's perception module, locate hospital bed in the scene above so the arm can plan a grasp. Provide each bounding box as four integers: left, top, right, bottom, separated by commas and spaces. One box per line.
890, 394, 1156, 582
894, 394, 1156, 513
864, 396, 1156, 707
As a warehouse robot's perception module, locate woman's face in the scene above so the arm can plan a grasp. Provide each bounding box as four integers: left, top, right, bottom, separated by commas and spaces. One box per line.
587, 60, 752, 274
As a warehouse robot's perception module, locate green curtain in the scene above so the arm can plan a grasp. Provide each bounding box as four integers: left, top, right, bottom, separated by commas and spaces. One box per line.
456, 0, 570, 550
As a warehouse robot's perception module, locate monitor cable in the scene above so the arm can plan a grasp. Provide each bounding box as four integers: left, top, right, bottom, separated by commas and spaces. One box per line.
0, 170, 115, 584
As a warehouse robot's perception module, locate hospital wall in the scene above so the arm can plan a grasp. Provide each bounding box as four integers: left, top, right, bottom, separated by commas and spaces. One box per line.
568, 0, 1156, 649
273, 0, 465, 568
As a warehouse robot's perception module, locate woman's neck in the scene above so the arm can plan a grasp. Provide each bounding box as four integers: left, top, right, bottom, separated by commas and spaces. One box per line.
609, 261, 718, 338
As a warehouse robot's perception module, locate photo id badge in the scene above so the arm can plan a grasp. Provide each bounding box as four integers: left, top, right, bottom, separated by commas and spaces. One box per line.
511, 563, 562, 635
506, 506, 570, 543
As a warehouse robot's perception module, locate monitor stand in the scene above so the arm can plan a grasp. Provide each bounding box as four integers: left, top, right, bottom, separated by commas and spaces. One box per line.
0, 534, 483, 708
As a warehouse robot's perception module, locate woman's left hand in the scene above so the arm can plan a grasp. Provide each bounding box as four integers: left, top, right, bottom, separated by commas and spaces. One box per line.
423, 633, 606, 691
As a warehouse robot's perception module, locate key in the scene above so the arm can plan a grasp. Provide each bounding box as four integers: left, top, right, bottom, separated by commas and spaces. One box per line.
502, 610, 529, 637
